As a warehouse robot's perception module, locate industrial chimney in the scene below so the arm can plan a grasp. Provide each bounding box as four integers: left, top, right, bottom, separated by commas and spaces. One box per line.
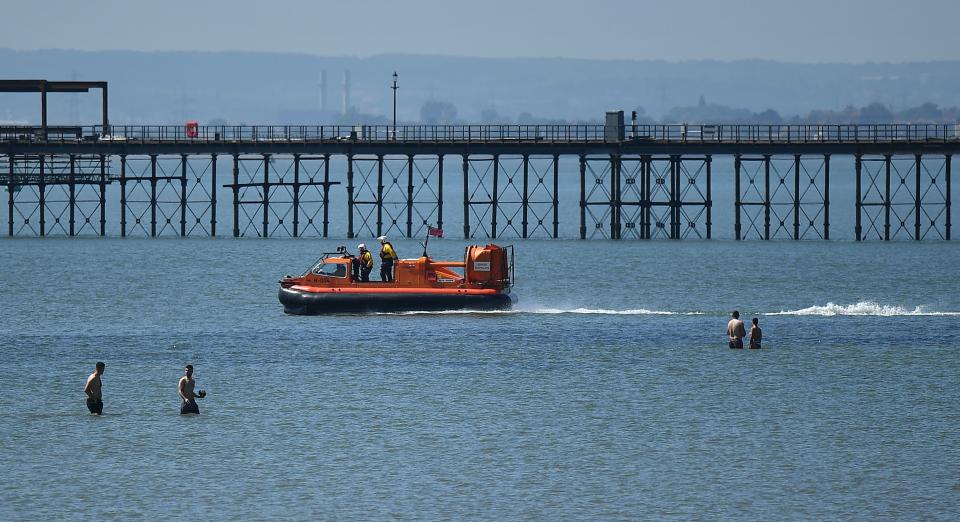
342, 69, 351, 116
319, 70, 327, 113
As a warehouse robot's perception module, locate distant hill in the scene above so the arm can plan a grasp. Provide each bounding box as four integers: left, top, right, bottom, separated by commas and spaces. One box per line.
1, 49, 959, 125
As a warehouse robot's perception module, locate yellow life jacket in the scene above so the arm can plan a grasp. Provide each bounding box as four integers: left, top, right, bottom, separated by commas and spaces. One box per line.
360, 250, 373, 268
380, 242, 398, 261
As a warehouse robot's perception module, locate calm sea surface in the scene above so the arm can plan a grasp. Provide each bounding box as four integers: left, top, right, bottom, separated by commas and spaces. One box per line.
1, 238, 958, 520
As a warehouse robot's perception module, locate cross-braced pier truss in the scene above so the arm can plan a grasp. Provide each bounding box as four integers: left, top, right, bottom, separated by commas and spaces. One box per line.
855, 154, 951, 240
581, 154, 711, 240
464, 154, 558, 239
349, 154, 442, 239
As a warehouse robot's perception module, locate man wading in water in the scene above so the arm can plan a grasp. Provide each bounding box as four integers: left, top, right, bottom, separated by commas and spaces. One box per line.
84, 361, 105, 415
726, 310, 746, 349
178, 364, 206, 414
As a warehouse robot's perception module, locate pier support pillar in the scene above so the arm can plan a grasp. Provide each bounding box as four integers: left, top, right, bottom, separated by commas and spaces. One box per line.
579, 154, 586, 240
180, 154, 188, 237
68, 154, 76, 237
406, 154, 414, 238
734, 154, 742, 240
491, 154, 499, 239
120, 155, 127, 237
763, 154, 771, 240
705, 154, 713, 239
884, 154, 892, 241
347, 153, 355, 239
374, 154, 384, 236
323, 153, 331, 237
7, 155, 13, 237
38, 155, 45, 237
292, 154, 300, 237
915, 153, 922, 240
552, 154, 559, 238
610, 154, 621, 239
210, 154, 217, 237
824, 154, 831, 240
463, 155, 470, 239
793, 154, 800, 240
437, 154, 445, 234
946, 154, 952, 240
150, 154, 157, 237
667, 155, 677, 239
522, 154, 529, 238
855, 153, 862, 241
99, 154, 107, 237
640, 155, 650, 239
262, 154, 270, 238
232, 154, 240, 238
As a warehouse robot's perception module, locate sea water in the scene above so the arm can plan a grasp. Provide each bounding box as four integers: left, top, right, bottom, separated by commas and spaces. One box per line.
1, 237, 958, 520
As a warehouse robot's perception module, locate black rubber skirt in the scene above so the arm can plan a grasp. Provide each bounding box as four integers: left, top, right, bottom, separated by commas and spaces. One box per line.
279, 287, 516, 314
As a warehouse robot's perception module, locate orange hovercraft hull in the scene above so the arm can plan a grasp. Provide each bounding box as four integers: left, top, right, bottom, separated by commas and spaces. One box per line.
278, 244, 515, 314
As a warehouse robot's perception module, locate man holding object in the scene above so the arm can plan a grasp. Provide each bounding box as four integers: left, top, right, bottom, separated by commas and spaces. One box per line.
178, 364, 206, 414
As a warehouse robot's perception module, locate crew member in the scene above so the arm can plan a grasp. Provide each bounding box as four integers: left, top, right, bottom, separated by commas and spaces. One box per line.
350, 248, 361, 280
357, 244, 374, 282
378, 235, 398, 282
178, 364, 206, 415
727, 310, 746, 349
84, 361, 105, 415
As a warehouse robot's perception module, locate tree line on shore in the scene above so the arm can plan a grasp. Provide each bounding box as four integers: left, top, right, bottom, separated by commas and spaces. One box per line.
322, 97, 960, 126
654, 97, 960, 125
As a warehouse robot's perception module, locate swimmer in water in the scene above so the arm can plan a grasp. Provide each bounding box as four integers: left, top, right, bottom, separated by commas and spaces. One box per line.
178, 364, 206, 414
727, 310, 746, 349
749, 317, 762, 349
84, 361, 105, 415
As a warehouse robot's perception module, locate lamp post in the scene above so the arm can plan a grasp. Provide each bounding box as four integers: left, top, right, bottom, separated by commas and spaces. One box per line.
391, 71, 398, 138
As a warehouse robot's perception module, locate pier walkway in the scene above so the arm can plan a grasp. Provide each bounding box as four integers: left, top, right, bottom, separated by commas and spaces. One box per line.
3, 123, 957, 240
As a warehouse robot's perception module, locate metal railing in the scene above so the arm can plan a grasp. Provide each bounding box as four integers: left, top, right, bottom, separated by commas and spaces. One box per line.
2, 123, 958, 144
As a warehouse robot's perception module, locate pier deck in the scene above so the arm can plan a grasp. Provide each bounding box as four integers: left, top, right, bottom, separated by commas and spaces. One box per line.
3, 124, 957, 240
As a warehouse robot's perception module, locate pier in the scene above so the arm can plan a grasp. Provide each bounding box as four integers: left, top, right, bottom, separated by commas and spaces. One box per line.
2, 82, 956, 240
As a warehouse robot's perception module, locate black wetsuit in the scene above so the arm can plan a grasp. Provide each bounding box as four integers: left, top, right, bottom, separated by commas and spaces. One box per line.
86, 398, 103, 415
351, 257, 361, 281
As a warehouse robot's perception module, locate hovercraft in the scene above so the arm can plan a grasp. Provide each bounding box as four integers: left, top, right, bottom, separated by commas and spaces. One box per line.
279, 243, 515, 314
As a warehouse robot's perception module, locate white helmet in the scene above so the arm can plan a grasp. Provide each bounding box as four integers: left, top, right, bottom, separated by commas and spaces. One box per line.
357, 243, 366, 250
377, 235, 387, 243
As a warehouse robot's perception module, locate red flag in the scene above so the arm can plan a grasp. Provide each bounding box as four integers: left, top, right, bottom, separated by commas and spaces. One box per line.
427, 226, 443, 238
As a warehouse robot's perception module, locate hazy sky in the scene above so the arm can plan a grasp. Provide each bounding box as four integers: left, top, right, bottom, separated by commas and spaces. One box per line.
5, 0, 959, 63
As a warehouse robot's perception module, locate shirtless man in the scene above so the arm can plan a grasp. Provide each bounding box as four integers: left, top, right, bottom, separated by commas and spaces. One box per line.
84, 362, 105, 415
178, 364, 206, 415
726, 310, 746, 349
749, 317, 763, 349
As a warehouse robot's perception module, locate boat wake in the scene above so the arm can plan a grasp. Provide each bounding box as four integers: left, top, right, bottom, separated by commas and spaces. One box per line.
523, 307, 704, 315
387, 301, 960, 317
768, 301, 960, 317
388, 307, 702, 316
